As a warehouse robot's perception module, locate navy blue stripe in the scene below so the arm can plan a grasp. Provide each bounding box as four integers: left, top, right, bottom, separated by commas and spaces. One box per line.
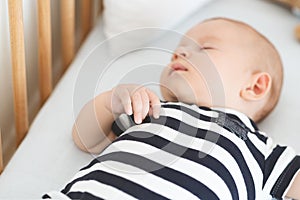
112, 115, 135, 136
250, 120, 259, 131
263, 145, 287, 186
111, 120, 124, 137
111, 120, 125, 137
271, 156, 300, 199
161, 104, 213, 122
81, 159, 99, 171
199, 106, 212, 111
68, 192, 104, 200
62, 170, 168, 200
245, 139, 264, 172
226, 113, 245, 123
42, 194, 51, 199
97, 152, 219, 200
117, 131, 239, 200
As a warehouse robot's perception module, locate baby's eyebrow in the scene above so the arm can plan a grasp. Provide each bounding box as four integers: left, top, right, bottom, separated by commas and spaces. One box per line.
178, 34, 221, 49
198, 35, 221, 44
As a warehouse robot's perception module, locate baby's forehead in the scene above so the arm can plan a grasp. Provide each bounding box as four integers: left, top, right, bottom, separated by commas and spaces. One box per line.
198, 18, 250, 31
183, 19, 260, 46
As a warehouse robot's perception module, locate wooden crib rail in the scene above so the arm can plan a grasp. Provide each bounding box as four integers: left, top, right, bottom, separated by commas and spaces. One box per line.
3, 0, 101, 169
0, 131, 3, 173
38, 0, 52, 105
61, 0, 75, 71
8, 0, 29, 146
81, 0, 93, 44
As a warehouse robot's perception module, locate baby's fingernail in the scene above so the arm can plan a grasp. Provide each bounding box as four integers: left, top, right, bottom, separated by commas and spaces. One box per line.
154, 113, 159, 119
127, 109, 133, 115
135, 114, 142, 124
125, 105, 132, 115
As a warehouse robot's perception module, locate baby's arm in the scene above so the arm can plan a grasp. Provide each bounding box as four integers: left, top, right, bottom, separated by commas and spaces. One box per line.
72, 84, 161, 154
286, 171, 300, 199
72, 90, 116, 154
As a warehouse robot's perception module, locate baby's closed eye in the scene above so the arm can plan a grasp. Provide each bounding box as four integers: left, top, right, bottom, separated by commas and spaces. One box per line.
200, 42, 216, 50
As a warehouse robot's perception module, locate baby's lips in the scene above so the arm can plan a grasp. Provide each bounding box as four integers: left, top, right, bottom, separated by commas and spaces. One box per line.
171, 63, 188, 71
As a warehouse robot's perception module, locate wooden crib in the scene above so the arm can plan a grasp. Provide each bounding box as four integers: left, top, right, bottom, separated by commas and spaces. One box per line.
0, 0, 103, 173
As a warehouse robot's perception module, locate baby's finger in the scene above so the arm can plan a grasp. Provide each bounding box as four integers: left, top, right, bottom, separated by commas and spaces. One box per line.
140, 90, 150, 120
152, 104, 161, 119
148, 108, 153, 117
132, 92, 143, 124
117, 88, 132, 115
146, 89, 161, 119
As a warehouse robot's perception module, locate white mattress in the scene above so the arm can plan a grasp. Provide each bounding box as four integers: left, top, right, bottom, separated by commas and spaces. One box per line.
0, 0, 299, 198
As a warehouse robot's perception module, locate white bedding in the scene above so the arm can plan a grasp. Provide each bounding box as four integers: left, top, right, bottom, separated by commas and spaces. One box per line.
0, 0, 299, 198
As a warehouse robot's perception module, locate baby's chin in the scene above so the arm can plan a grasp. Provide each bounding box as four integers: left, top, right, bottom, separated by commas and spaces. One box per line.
159, 84, 178, 102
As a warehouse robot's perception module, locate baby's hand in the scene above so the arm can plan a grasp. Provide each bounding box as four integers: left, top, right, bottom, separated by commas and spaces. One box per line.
110, 84, 161, 124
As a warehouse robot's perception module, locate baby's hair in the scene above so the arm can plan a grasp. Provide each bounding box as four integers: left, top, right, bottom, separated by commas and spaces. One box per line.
204, 17, 284, 122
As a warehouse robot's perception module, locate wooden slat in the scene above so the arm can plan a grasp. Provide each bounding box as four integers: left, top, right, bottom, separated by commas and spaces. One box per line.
295, 24, 300, 41
37, 0, 52, 105
97, 0, 104, 16
60, 0, 75, 71
8, 0, 29, 146
0, 130, 3, 174
81, 0, 92, 44
276, 0, 300, 8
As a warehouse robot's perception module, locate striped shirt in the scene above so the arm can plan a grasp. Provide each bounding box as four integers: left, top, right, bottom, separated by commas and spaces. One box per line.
43, 101, 300, 200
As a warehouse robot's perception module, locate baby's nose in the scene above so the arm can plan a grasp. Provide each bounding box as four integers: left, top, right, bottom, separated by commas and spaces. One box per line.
172, 47, 190, 60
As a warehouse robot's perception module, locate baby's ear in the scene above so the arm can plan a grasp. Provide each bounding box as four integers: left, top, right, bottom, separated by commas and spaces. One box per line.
240, 72, 272, 101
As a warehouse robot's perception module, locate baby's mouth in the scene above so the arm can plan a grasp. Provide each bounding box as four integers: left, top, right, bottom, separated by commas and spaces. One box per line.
170, 63, 188, 74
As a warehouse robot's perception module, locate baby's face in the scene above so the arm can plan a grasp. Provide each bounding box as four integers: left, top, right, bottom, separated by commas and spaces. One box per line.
160, 19, 257, 108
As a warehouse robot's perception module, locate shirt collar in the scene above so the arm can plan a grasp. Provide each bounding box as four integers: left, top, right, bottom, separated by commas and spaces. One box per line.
212, 107, 258, 133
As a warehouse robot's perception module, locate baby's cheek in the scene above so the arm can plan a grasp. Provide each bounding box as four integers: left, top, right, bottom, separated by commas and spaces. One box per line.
159, 68, 172, 100
159, 68, 168, 84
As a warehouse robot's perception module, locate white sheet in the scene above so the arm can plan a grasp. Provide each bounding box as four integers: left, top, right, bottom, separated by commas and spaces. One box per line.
0, 0, 299, 198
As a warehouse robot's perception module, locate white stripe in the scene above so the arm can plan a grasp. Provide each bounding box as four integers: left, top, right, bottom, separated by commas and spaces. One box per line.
265, 137, 278, 158
120, 123, 250, 198
161, 101, 219, 118
258, 130, 268, 137
45, 191, 71, 199
69, 180, 137, 200
263, 147, 296, 193
71, 160, 200, 200
160, 107, 213, 131
102, 140, 232, 199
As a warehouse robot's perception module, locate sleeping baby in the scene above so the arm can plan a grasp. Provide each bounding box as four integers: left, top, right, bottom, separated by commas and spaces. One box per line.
43, 18, 300, 199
